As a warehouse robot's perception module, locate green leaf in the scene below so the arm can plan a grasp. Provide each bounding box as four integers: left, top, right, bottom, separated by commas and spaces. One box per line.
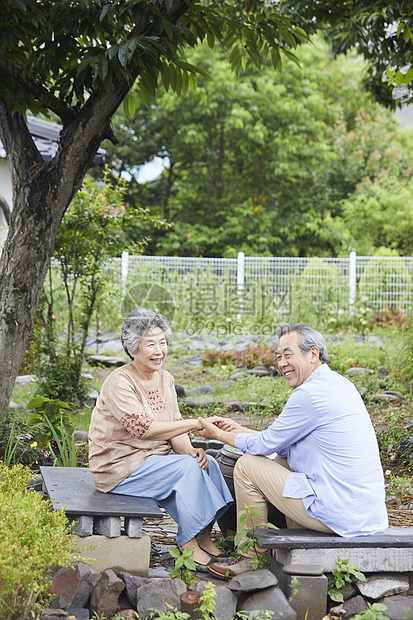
329, 589, 344, 603
395, 70, 405, 87
207, 30, 215, 48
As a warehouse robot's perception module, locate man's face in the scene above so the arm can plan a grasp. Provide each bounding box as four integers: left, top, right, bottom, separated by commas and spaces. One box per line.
275, 331, 321, 389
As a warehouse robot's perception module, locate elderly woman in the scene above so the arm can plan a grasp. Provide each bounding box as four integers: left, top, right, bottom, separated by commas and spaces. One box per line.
88, 308, 233, 571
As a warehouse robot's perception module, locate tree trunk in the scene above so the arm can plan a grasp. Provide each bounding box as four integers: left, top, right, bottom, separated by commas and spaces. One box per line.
0, 92, 120, 412
0, 0, 193, 413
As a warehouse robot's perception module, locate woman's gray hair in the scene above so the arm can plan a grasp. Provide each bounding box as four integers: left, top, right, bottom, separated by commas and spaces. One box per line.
121, 309, 172, 359
277, 322, 329, 363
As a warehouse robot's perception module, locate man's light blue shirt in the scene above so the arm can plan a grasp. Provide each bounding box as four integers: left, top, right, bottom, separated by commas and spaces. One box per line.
234, 363, 388, 536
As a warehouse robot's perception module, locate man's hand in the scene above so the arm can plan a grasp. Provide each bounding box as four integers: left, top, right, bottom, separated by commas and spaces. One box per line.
197, 417, 224, 440
188, 446, 209, 469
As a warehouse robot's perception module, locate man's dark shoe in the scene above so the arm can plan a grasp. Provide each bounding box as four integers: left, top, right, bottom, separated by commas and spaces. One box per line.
207, 556, 254, 580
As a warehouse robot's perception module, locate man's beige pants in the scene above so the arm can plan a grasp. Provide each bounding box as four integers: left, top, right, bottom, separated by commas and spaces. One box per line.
233, 453, 333, 557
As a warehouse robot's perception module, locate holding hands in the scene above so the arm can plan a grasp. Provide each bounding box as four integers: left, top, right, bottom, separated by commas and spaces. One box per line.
197, 416, 250, 447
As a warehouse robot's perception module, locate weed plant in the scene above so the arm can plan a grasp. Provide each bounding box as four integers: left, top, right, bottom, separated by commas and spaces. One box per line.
377, 409, 413, 471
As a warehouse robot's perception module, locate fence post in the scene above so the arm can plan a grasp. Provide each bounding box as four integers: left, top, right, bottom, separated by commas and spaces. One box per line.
237, 251, 245, 320
349, 251, 356, 315
121, 251, 129, 293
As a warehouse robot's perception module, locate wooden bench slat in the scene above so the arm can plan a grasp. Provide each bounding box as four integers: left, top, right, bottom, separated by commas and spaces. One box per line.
255, 527, 413, 549
40, 466, 163, 518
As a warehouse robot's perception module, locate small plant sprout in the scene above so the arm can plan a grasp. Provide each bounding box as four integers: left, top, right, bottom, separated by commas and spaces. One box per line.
168, 546, 197, 588
228, 504, 278, 569
352, 602, 389, 620
328, 558, 366, 603
196, 581, 216, 619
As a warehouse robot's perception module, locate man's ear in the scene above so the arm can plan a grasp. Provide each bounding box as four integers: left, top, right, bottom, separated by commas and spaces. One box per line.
310, 346, 320, 363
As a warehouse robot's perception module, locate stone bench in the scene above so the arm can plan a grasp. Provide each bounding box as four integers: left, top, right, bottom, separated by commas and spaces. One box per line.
255, 527, 413, 620
40, 466, 164, 575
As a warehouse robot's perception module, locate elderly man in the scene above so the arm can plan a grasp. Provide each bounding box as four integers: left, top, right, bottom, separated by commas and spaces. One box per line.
198, 322, 388, 579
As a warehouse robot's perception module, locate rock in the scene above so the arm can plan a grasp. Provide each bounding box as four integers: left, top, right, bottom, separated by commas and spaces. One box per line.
136, 578, 187, 620
117, 572, 151, 608
90, 569, 125, 618
371, 393, 402, 403
239, 585, 296, 619
190, 581, 237, 620
50, 564, 98, 610
357, 574, 409, 599
228, 569, 278, 592
184, 397, 215, 408
66, 608, 89, 620
112, 609, 139, 619
86, 355, 126, 368
384, 390, 404, 400
340, 595, 368, 619
183, 356, 203, 366
41, 610, 68, 619
247, 368, 270, 376
83, 390, 99, 407
377, 366, 389, 378
186, 384, 215, 396
218, 380, 233, 389
329, 603, 345, 617
381, 594, 413, 620
8, 401, 21, 408
148, 567, 171, 578
228, 370, 248, 380
50, 595, 67, 609
386, 496, 399, 506
338, 582, 358, 602
220, 399, 244, 412
73, 431, 89, 444
345, 367, 373, 375
175, 383, 186, 398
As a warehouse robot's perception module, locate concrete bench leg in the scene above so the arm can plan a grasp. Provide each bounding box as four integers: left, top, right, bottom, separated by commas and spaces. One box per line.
271, 559, 328, 620
70, 515, 94, 537
93, 516, 122, 537
125, 516, 143, 538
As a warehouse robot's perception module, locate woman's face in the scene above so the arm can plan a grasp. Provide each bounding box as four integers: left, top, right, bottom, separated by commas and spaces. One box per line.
132, 326, 168, 373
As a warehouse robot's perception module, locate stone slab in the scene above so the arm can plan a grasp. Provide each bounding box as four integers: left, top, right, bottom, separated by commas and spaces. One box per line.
274, 547, 413, 573
75, 534, 151, 576
255, 527, 413, 549
40, 466, 163, 518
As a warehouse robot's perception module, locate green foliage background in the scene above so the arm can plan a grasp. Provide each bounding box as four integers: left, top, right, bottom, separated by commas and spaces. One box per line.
104, 38, 413, 259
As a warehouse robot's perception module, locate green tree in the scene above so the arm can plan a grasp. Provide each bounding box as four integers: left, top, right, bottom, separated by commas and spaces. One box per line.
106, 39, 409, 257
280, 0, 413, 108
0, 0, 308, 413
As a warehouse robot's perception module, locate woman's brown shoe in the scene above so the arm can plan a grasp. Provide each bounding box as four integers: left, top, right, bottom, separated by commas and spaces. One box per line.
207, 556, 253, 580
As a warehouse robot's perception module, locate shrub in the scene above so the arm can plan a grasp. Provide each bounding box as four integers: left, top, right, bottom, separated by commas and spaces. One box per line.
202, 342, 276, 369
0, 463, 82, 619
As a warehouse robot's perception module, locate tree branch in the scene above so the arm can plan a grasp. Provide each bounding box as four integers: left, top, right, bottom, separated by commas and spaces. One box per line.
0, 54, 75, 124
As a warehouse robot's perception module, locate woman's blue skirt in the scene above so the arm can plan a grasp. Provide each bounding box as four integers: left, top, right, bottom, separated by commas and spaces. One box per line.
109, 453, 233, 546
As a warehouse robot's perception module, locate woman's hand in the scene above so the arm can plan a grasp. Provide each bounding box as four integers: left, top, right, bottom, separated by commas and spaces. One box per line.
207, 416, 238, 431
189, 446, 209, 469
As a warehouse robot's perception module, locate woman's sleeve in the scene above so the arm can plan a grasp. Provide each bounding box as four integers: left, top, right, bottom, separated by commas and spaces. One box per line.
104, 372, 154, 439
163, 373, 183, 421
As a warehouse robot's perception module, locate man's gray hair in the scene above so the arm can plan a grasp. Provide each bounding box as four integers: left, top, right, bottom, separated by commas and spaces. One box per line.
121, 308, 172, 359
277, 322, 329, 363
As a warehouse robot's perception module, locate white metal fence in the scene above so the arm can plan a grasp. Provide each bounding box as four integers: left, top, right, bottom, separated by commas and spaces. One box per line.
118, 251, 413, 326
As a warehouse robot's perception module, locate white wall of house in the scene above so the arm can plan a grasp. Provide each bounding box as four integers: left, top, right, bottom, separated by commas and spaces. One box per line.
0, 158, 12, 249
